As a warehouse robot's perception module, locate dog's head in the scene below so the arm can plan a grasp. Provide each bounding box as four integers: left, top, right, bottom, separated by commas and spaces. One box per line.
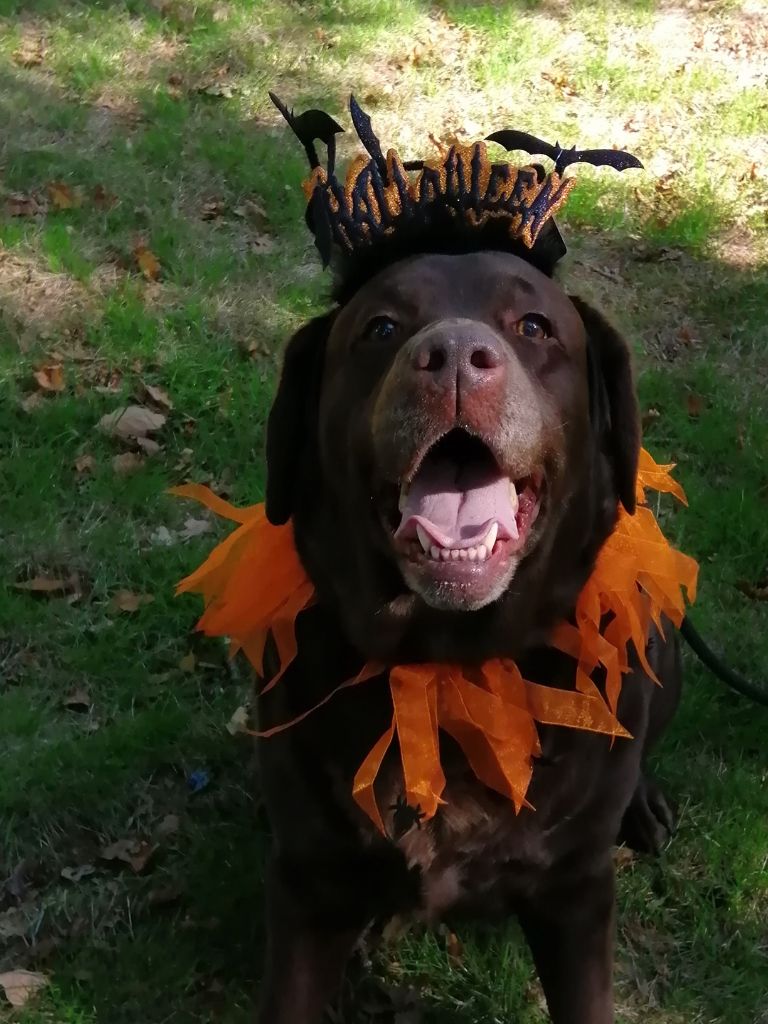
266, 251, 639, 664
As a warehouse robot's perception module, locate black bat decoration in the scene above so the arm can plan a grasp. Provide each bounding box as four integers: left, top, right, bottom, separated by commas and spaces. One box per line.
269, 92, 344, 174
486, 129, 643, 175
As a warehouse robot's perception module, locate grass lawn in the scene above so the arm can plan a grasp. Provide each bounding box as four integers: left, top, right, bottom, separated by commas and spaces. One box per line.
1, 0, 767, 1021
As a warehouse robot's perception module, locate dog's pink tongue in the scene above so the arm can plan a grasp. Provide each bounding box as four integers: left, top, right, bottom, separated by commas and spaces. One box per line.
396, 458, 517, 549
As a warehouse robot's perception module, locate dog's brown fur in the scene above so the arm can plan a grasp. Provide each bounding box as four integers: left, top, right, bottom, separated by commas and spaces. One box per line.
256, 251, 680, 1024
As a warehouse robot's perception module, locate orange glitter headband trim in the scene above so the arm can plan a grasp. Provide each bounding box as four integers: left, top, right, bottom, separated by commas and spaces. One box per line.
269, 93, 643, 268
171, 449, 697, 834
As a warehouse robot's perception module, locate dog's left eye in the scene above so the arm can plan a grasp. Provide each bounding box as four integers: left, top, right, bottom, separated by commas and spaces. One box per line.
365, 316, 398, 340
515, 314, 552, 340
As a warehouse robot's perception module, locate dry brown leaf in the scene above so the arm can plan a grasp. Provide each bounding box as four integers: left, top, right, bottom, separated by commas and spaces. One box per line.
178, 653, 196, 672
133, 244, 161, 280
148, 882, 184, 907
60, 864, 95, 883
100, 838, 156, 873
33, 363, 65, 392
614, 846, 637, 870
686, 393, 704, 418
12, 37, 45, 67
6, 192, 45, 217
445, 929, 463, 966
14, 574, 79, 596
736, 579, 768, 602
200, 198, 227, 221
251, 233, 275, 254
112, 452, 144, 476
226, 704, 250, 735
232, 197, 269, 228
92, 184, 118, 210
138, 381, 173, 413
0, 970, 48, 1007
98, 405, 166, 440
63, 687, 91, 712
180, 516, 212, 540
47, 181, 80, 210
641, 407, 661, 431
136, 436, 161, 456
74, 453, 96, 475
155, 813, 180, 838
20, 392, 45, 413
109, 590, 154, 613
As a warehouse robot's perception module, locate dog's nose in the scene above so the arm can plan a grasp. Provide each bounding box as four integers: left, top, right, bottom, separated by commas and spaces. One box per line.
410, 320, 505, 391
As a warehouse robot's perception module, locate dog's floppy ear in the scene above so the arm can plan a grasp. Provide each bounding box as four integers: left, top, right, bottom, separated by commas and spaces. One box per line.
570, 296, 640, 514
265, 311, 335, 525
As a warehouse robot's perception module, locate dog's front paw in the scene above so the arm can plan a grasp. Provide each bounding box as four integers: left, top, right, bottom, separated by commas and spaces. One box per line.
619, 775, 676, 855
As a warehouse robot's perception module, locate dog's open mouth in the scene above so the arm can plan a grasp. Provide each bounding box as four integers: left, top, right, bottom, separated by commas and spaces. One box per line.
390, 429, 543, 606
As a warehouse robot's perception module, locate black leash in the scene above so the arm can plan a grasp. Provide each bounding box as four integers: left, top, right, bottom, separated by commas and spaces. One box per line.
680, 617, 768, 707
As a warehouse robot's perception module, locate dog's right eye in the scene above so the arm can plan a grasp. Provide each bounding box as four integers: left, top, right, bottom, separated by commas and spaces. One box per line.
365, 316, 398, 341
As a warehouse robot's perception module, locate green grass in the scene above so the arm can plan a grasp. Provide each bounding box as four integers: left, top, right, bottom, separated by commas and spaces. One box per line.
1, 0, 767, 1021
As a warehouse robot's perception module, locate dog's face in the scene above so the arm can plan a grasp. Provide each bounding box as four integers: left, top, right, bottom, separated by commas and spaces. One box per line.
267, 251, 639, 663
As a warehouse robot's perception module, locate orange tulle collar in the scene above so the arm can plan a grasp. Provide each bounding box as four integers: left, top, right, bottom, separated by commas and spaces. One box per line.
172, 449, 698, 833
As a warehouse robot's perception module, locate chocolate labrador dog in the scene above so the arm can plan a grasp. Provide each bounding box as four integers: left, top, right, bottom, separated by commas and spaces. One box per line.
256, 250, 679, 1024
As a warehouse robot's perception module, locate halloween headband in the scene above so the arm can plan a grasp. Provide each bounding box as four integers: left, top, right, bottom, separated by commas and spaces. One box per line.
270, 92, 643, 271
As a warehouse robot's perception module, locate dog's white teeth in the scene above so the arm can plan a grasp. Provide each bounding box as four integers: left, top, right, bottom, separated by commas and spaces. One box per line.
440, 548, 451, 561
450, 549, 460, 560
477, 544, 487, 560
398, 483, 410, 513
416, 525, 432, 554
483, 523, 498, 552
468, 547, 478, 561
509, 518, 520, 540
459, 549, 468, 560
509, 482, 519, 514
430, 545, 441, 560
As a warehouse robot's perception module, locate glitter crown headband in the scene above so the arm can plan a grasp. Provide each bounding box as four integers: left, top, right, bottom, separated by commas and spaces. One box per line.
270, 92, 643, 271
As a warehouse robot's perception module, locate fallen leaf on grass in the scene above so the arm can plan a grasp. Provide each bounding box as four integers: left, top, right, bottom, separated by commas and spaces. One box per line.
736, 580, 768, 602
112, 452, 144, 476
60, 864, 95, 883
92, 184, 118, 210
137, 436, 162, 456
133, 244, 161, 280
14, 574, 80, 597
62, 687, 91, 712
641, 407, 661, 431
232, 196, 269, 229
155, 814, 180, 838
226, 705, 249, 735
614, 846, 637, 870
150, 525, 176, 547
250, 232, 275, 254
178, 653, 196, 672
0, 970, 48, 1008
33, 363, 65, 392
109, 590, 154, 613
0, 909, 29, 940
100, 838, 156, 873
180, 516, 212, 540
74, 453, 96, 475
12, 37, 45, 67
148, 882, 184, 907
445, 929, 463, 966
6, 192, 45, 217
686, 393, 704, 418
200, 198, 227, 221
99, 405, 166, 440
20, 392, 45, 413
47, 181, 80, 210
137, 380, 173, 413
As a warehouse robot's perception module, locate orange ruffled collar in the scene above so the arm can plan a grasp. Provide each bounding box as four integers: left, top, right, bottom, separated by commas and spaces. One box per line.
172, 449, 698, 833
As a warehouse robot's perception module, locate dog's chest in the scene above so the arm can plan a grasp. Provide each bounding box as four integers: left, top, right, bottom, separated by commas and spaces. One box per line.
372, 725, 639, 922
